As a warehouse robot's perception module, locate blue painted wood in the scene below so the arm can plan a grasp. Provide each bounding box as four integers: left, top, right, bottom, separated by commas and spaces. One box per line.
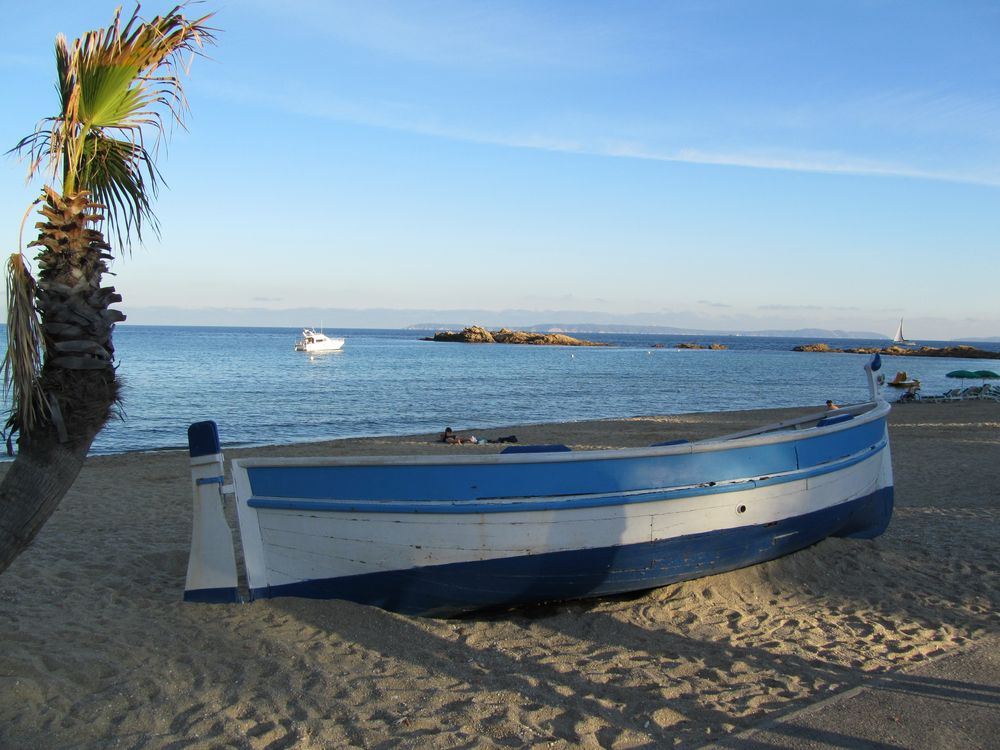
246, 438, 886, 515
249, 487, 893, 616
183, 586, 240, 603
794, 419, 882, 467
247, 443, 792, 501
500, 444, 572, 454
188, 421, 220, 458
245, 417, 886, 503
816, 413, 855, 427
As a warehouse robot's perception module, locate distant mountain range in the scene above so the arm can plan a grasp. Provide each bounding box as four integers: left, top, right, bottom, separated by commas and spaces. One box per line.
119, 305, 990, 341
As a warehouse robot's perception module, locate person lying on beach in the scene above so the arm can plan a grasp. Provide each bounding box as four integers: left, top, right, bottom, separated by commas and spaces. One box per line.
441, 427, 478, 444
440, 428, 517, 445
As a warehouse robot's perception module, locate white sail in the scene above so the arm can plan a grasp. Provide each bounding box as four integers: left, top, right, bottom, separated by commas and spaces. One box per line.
892, 319, 914, 345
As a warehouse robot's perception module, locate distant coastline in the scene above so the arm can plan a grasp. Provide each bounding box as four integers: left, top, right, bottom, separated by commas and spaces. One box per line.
42, 315, 995, 342
110, 308, 927, 339
94, 307, 997, 341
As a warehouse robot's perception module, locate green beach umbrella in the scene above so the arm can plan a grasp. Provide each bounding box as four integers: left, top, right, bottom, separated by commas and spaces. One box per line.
947, 369, 999, 388
971, 370, 1000, 386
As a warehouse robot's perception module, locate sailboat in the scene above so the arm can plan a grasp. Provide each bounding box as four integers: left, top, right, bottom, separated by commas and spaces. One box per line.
892, 319, 915, 346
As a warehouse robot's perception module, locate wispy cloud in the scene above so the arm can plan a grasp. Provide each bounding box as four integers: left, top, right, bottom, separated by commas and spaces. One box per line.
227, 82, 1000, 187
758, 304, 824, 311
248, 0, 647, 72
840, 89, 1000, 140
609, 144, 1000, 187
214, 2, 1000, 189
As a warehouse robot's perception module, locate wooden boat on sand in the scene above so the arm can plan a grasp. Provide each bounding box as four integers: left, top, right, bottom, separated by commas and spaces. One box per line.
185, 356, 893, 617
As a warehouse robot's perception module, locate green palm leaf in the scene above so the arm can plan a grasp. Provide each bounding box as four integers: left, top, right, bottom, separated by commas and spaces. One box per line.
11, 2, 216, 247
4, 3, 215, 437
77, 132, 159, 245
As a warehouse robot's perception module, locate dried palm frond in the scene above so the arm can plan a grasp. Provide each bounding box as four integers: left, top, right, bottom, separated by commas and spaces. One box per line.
3, 253, 46, 436
8, 2, 216, 250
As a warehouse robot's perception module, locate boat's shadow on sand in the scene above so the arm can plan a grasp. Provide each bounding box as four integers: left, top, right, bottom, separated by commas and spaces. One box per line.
249, 402, 1000, 747
269, 513, 998, 748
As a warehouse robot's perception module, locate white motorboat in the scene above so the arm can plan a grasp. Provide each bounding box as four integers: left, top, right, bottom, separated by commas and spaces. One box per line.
294, 328, 345, 352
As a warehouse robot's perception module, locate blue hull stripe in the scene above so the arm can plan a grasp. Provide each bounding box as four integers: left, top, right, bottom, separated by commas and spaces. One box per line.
183, 586, 240, 604
247, 438, 886, 515
245, 418, 886, 504
250, 487, 893, 617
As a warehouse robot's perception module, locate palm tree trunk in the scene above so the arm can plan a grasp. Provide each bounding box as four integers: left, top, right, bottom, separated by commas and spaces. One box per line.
0, 424, 100, 571
0, 190, 122, 574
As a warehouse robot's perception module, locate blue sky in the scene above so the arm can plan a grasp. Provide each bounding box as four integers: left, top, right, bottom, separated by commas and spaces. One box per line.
1, 0, 998, 338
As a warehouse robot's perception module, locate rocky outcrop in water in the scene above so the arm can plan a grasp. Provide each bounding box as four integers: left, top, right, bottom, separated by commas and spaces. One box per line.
424, 326, 606, 346
793, 343, 998, 359
674, 343, 727, 350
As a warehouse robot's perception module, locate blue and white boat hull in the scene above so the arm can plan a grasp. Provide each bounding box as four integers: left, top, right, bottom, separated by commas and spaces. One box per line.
185, 393, 893, 617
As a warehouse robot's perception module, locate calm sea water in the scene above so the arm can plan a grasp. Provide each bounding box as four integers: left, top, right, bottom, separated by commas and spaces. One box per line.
3, 326, 1000, 455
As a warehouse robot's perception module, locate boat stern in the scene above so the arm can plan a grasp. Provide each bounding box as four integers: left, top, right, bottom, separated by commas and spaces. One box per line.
184, 421, 241, 603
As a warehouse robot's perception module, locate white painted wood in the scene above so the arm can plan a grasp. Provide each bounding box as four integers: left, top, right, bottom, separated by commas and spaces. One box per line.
232, 459, 269, 595
234, 445, 888, 591
185, 452, 239, 596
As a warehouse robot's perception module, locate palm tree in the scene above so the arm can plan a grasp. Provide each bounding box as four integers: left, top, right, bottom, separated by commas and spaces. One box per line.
0, 4, 216, 573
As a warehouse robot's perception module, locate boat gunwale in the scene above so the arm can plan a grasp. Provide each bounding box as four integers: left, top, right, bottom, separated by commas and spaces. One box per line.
230, 399, 890, 471
244, 435, 888, 515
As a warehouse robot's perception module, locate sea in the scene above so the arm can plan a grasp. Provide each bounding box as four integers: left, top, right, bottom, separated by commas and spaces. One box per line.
3, 326, 1000, 456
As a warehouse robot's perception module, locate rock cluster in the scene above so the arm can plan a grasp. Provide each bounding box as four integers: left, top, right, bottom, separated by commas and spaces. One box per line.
674, 343, 728, 350
793, 343, 998, 359
425, 326, 606, 346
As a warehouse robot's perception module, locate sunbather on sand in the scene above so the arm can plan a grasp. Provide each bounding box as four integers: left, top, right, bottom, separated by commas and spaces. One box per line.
441, 427, 478, 444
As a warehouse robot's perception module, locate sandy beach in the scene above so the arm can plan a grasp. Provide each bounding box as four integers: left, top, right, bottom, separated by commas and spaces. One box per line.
1, 401, 997, 749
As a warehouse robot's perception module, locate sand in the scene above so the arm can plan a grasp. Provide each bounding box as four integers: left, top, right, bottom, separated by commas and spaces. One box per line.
0, 401, 997, 749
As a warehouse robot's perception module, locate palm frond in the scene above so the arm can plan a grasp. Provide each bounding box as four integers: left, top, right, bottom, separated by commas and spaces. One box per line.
67, 3, 217, 157
3, 253, 46, 437
77, 132, 160, 249
8, 2, 216, 249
